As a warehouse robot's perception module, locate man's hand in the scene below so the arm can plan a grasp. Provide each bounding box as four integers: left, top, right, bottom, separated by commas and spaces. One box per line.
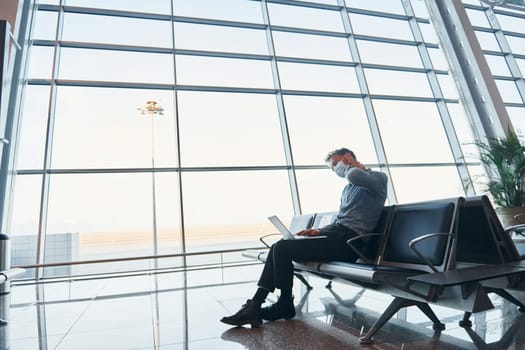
296, 228, 321, 237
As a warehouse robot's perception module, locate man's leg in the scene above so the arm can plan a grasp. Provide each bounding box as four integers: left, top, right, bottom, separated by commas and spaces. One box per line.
261, 237, 358, 321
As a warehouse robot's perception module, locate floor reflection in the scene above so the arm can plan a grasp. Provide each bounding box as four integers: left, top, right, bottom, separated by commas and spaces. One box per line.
4, 264, 525, 349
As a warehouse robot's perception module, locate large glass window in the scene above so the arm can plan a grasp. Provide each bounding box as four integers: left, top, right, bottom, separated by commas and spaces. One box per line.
12, 0, 481, 278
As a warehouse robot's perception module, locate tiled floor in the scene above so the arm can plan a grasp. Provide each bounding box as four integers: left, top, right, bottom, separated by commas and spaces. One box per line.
3, 264, 525, 349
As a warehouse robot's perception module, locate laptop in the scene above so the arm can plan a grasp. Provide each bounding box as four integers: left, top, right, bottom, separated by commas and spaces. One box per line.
268, 215, 327, 240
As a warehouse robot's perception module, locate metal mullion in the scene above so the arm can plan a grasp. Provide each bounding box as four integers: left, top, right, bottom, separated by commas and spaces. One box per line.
403, 0, 475, 196
36, 0, 65, 282
338, 0, 397, 204
276, 56, 356, 67
265, 0, 341, 11
270, 25, 347, 38
0, 0, 37, 234
485, 7, 525, 104
261, 0, 301, 215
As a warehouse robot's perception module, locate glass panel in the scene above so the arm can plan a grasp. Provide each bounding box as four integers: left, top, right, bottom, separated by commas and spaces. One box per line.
447, 103, 478, 158
283, 95, 378, 165
495, 80, 523, 103
51, 87, 177, 169
373, 100, 455, 163
495, 13, 525, 33
418, 22, 439, 44
10, 175, 42, 271
357, 40, 423, 68
295, 168, 345, 214
16, 85, 50, 170
508, 106, 525, 134
484, 54, 511, 76
153, 172, 182, 255
428, 48, 450, 71
347, 0, 405, 15
59, 48, 174, 84
173, 0, 264, 24
365, 69, 433, 97
177, 91, 285, 167
466, 8, 490, 28
349, 13, 414, 41
46, 173, 155, 262
390, 166, 465, 203
176, 56, 274, 88
174, 22, 268, 55
437, 74, 459, 99
10, 175, 41, 280
517, 58, 525, 76
27, 46, 54, 80
181, 170, 294, 252
295, 0, 337, 4
62, 13, 172, 48
272, 31, 352, 61
475, 31, 501, 51
507, 36, 525, 55
65, 0, 171, 14
278, 62, 359, 93
33, 10, 58, 41
409, 0, 429, 18
268, 3, 344, 32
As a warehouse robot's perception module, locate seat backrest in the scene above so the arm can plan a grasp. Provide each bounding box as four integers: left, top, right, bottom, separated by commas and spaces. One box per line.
379, 197, 462, 272
289, 213, 316, 234
455, 196, 520, 264
361, 205, 395, 260
311, 211, 338, 229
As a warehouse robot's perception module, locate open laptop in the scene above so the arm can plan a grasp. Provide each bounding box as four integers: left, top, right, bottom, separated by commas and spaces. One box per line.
268, 215, 327, 240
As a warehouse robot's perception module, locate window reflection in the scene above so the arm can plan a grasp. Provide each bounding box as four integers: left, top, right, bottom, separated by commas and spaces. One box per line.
283, 95, 377, 165
390, 166, 465, 203
273, 31, 352, 61
365, 69, 433, 97
181, 170, 294, 252
373, 100, 455, 163
59, 48, 174, 83
51, 87, 177, 169
350, 13, 414, 41
177, 91, 285, 167
278, 62, 360, 93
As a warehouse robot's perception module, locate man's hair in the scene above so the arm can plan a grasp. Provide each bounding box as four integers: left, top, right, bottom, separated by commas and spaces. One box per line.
325, 148, 356, 162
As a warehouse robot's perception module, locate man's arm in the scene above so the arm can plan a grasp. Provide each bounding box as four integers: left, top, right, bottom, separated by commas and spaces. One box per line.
345, 167, 386, 189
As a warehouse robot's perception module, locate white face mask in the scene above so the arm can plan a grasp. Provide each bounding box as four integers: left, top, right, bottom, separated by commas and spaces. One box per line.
333, 161, 350, 178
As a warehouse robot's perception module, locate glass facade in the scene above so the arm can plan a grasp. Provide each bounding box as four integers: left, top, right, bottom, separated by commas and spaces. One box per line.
8, 0, 524, 278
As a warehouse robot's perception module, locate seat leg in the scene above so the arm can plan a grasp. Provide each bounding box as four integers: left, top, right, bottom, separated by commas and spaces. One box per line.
416, 302, 445, 330
294, 273, 313, 290
0, 318, 6, 326
359, 297, 411, 344
360, 298, 444, 344
488, 288, 525, 312
459, 311, 472, 328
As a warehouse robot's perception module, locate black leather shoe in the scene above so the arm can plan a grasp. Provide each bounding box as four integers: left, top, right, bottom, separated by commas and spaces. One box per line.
260, 298, 296, 321
221, 299, 262, 328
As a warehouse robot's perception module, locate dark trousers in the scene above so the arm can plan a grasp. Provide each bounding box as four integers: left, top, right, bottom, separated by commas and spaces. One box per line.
257, 223, 359, 292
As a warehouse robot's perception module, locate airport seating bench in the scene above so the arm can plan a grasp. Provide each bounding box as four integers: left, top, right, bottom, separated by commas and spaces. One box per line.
242, 196, 525, 344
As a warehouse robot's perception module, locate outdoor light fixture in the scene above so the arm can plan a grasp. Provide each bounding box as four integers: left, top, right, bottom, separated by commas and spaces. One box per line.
137, 100, 164, 116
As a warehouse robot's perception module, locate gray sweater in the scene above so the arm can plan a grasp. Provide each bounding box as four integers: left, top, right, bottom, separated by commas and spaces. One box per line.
335, 167, 388, 235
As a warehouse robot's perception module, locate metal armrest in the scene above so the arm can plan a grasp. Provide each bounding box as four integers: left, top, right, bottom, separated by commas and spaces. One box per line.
346, 233, 384, 264
504, 223, 525, 237
259, 233, 281, 248
515, 213, 525, 224
409, 233, 454, 273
